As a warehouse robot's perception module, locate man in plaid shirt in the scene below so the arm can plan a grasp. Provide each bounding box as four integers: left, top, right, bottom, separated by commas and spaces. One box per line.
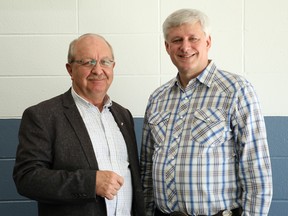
140, 9, 272, 216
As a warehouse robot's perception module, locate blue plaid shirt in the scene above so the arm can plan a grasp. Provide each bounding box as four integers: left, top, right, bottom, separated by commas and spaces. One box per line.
140, 61, 272, 216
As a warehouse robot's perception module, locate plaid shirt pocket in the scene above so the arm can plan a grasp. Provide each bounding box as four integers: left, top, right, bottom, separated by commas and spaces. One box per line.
148, 111, 171, 146
191, 108, 227, 147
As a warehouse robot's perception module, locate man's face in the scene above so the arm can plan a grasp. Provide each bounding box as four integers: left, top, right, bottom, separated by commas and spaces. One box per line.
165, 22, 211, 79
66, 36, 115, 104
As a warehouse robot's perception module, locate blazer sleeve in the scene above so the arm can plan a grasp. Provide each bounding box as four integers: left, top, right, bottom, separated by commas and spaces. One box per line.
13, 97, 97, 204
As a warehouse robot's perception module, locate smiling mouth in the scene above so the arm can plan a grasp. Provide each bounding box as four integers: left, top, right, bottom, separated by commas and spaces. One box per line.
178, 53, 196, 59
88, 79, 105, 83
180, 50, 197, 57
88, 75, 106, 81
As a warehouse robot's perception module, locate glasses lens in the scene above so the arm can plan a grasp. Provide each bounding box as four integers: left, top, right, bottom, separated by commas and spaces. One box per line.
100, 58, 114, 67
72, 58, 114, 68
78, 59, 95, 67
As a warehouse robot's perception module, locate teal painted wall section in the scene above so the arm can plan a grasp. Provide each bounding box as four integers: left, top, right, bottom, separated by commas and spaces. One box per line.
1, 117, 287, 215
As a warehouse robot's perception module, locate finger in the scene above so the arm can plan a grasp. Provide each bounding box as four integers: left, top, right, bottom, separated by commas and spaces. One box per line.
105, 190, 118, 200
117, 175, 124, 186
105, 194, 114, 200
95, 171, 123, 197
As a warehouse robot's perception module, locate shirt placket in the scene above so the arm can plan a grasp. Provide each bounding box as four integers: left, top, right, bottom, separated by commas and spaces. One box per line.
165, 92, 190, 209
101, 111, 120, 215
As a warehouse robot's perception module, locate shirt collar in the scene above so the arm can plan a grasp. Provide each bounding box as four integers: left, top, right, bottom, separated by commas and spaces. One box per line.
172, 60, 217, 90
71, 87, 112, 109
196, 60, 217, 88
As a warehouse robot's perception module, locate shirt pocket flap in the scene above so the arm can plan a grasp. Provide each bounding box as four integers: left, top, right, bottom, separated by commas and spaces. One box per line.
194, 108, 226, 123
148, 111, 170, 125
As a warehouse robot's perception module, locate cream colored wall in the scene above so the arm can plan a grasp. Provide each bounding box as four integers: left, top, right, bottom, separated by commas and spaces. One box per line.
0, 0, 287, 118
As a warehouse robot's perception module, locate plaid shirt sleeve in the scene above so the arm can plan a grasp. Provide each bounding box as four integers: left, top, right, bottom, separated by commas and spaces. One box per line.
233, 82, 273, 215
140, 100, 156, 216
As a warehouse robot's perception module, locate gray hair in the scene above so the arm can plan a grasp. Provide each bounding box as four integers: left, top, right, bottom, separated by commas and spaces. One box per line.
67, 33, 114, 63
162, 9, 210, 40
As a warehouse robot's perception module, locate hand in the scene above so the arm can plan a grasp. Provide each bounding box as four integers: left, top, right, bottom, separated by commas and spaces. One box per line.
95, 170, 124, 200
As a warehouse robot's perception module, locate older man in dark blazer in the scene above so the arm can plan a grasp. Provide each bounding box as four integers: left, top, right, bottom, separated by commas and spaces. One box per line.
13, 34, 146, 216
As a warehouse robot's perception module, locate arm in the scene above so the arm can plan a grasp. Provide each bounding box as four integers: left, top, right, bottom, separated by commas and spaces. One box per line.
234, 83, 273, 215
140, 106, 156, 216
13, 106, 97, 203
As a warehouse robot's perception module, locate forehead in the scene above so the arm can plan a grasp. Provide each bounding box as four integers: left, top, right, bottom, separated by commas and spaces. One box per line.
167, 22, 204, 38
74, 36, 112, 57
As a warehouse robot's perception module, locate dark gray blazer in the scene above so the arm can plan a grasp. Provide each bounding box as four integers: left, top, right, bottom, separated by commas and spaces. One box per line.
13, 89, 146, 216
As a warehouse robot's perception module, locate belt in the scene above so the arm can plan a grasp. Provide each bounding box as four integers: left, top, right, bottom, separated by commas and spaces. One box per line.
154, 207, 242, 216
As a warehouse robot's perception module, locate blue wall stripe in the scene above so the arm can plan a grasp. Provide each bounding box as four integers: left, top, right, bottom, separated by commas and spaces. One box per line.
0, 201, 37, 216
0, 119, 20, 158
1, 117, 287, 215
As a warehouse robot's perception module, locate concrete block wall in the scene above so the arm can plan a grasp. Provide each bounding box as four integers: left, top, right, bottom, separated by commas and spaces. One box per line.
1, 0, 287, 215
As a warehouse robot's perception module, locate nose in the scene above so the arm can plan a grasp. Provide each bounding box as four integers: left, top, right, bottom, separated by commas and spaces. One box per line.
180, 39, 191, 52
91, 61, 104, 74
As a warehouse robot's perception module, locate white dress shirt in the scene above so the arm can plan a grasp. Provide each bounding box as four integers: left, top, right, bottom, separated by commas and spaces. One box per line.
72, 88, 132, 216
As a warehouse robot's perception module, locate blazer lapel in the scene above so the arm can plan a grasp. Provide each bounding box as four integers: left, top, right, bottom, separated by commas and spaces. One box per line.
109, 104, 136, 161
62, 90, 98, 169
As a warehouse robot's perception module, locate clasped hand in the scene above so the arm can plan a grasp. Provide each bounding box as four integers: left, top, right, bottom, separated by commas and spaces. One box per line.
95, 170, 124, 200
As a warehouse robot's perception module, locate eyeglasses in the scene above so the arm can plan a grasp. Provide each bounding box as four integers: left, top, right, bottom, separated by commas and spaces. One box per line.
70, 58, 114, 68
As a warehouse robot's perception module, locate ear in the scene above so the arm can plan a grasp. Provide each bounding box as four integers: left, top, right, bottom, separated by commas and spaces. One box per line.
165, 41, 170, 54
206, 35, 212, 49
66, 63, 73, 77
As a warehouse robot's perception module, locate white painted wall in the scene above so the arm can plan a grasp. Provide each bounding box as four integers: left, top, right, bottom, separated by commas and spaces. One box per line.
0, 0, 287, 118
